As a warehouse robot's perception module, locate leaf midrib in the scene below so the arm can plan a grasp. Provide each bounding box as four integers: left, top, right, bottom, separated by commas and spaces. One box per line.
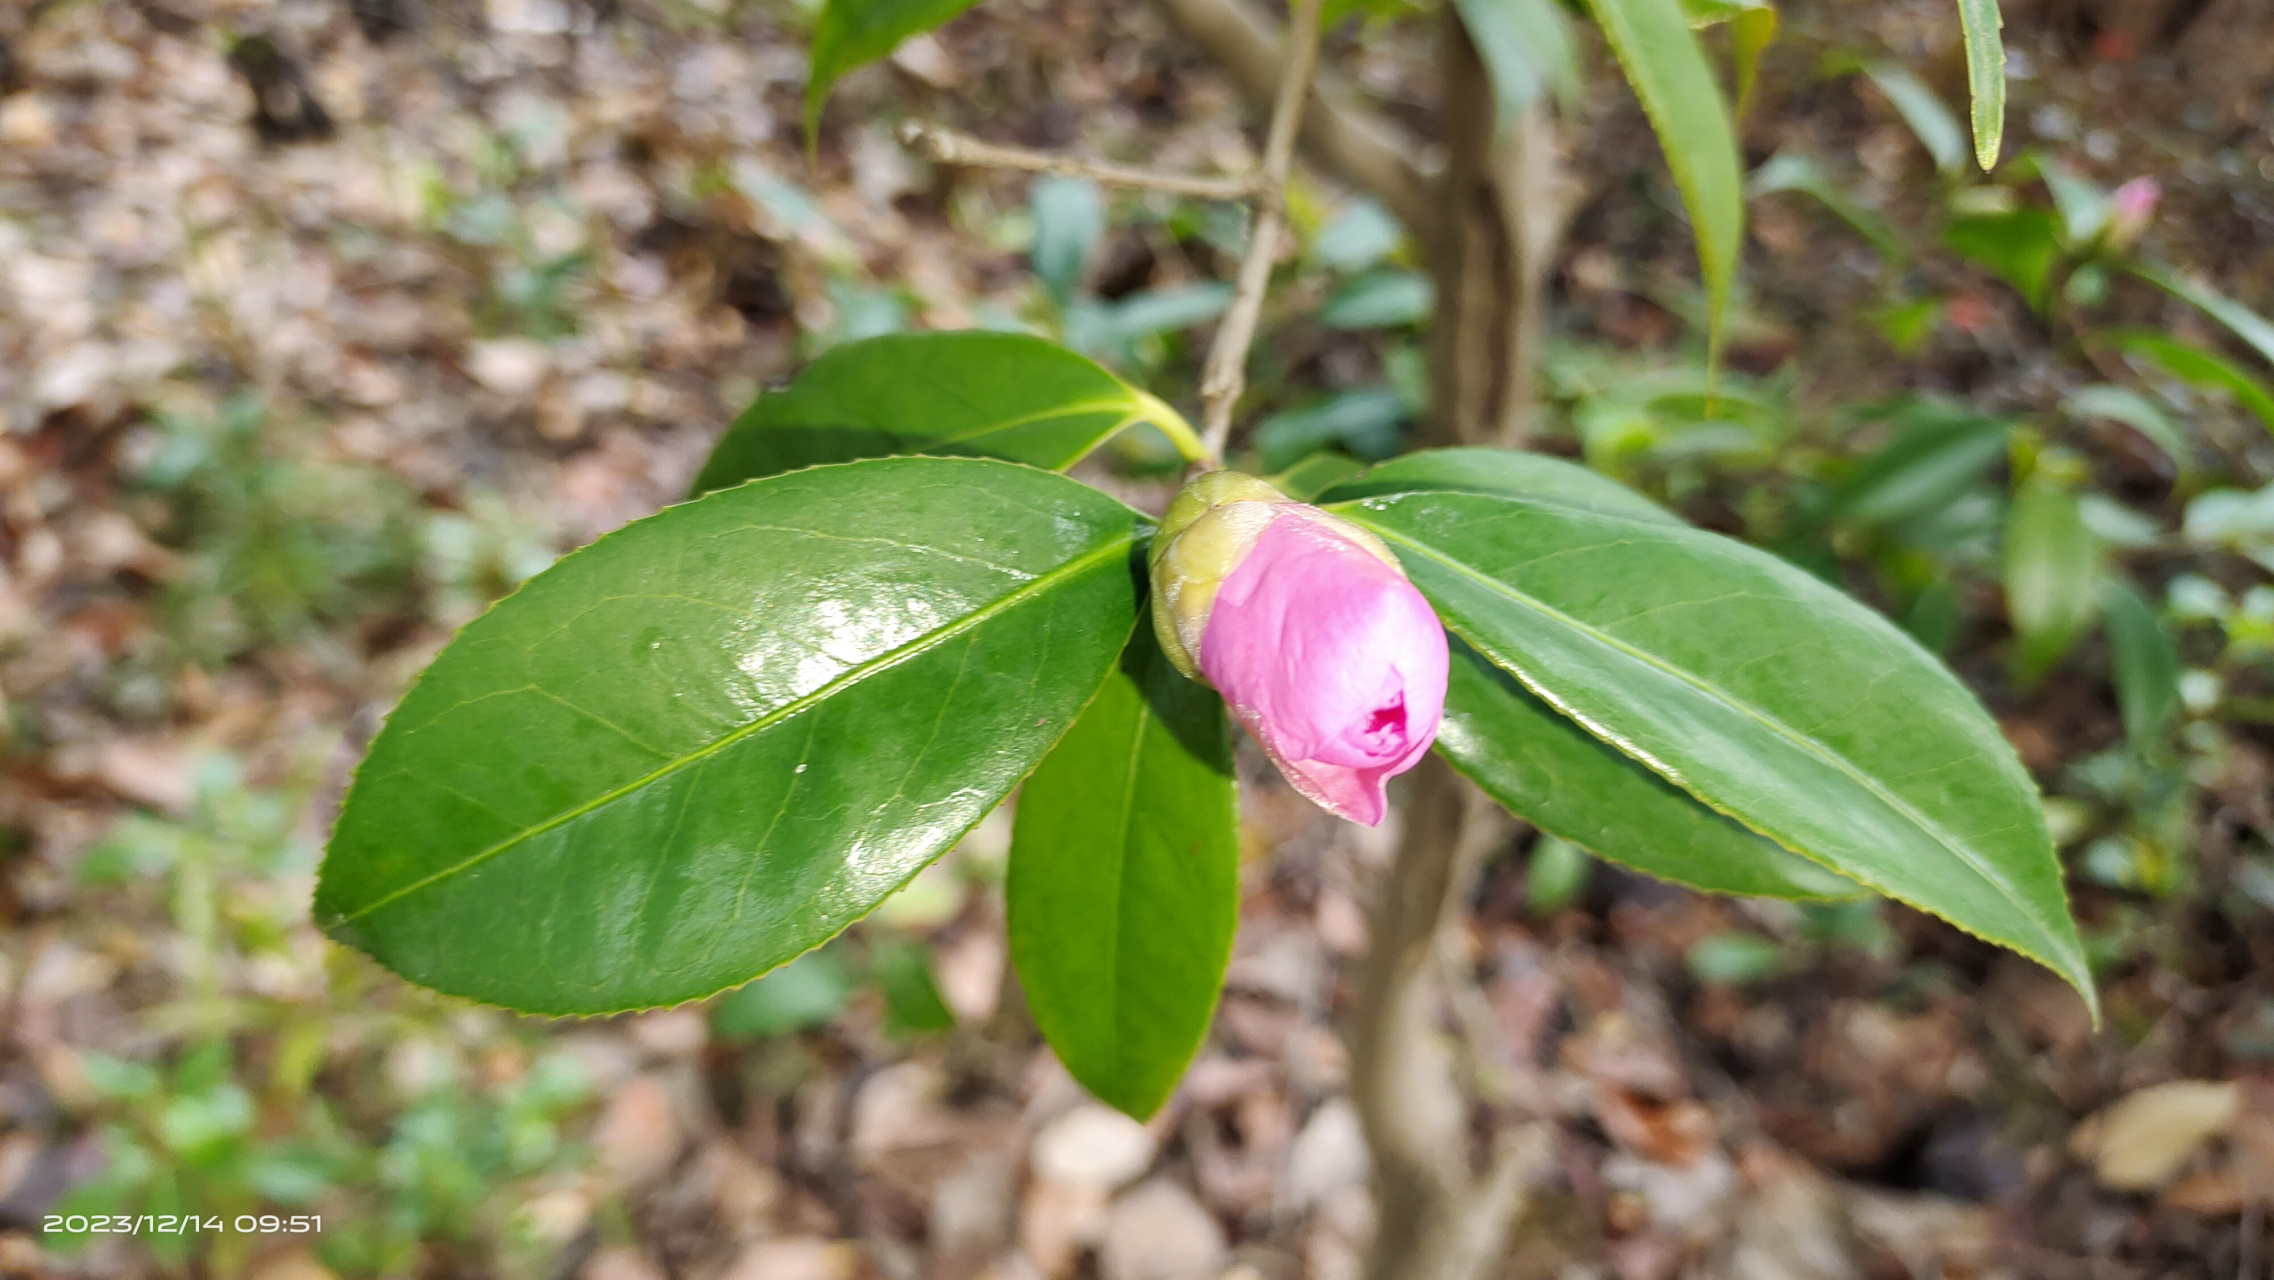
335, 534, 1138, 926
935, 396, 1144, 447
1106, 684, 1150, 1099
1350, 507, 2063, 960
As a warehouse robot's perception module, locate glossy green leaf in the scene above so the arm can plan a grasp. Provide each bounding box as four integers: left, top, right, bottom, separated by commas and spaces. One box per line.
1321, 446, 1677, 521
2134, 267, 2274, 371
1269, 451, 1368, 501
1861, 61, 1966, 174
1583, 0, 1745, 360
1454, 0, 1579, 124
1958, 0, 2005, 169
319, 457, 1147, 1015
1330, 486, 2094, 1011
2103, 579, 2181, 746
2062, 384, 2189, 473
2004, 481, 2101, 679
2097, 328, 2274, 432
1009, 624, 1238, 1120
1441, 639, 1861, 899
693, 332, 1199, 495
806, 0, 986, 134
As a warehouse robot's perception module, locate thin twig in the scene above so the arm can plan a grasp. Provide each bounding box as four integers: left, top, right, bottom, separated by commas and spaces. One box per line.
1196, 0, 1327, 461
898, 121, 1256, 202
1151, 0, 1440, 252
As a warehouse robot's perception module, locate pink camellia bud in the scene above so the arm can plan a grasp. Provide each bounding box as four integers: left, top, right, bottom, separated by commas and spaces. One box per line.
2106, 177, 2160, 250
1149, 471, 1447, 826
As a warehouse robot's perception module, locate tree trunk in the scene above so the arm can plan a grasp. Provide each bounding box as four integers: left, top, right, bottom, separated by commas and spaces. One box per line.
1429, 16, 1569, 451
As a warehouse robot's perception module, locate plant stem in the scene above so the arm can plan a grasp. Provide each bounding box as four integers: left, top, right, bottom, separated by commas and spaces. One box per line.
898, 122, 1257, 202
1151, 0, 1440, 251
1196, 0, 1327, 462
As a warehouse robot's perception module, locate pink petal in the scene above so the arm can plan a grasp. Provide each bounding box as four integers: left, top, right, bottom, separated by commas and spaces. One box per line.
1197, 510, 1448, 825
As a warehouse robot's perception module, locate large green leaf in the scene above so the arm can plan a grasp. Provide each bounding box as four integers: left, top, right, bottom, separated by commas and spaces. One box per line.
1441, 640, 1859, 899
1958, 0, 2004, 169
1582, 0, 1744, 358
807, 0, 986, 134
1321, 446, 1677, 521
1339, 450, 1850, 899
1329, 487, 2094, 1010
694, 332, 1197, 495
319, 457, 1147, 1015
1008, 624, 1238, 1120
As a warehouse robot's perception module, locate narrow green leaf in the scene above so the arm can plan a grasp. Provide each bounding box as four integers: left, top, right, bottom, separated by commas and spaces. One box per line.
1728, 6, 1777, 120
2133, 267, 2274, 372
1582, 0, 1745, 361
319, 457, 1147, 1015
1441, 639, 1861, 899
1958, 0, 2005, 169
1748, 151, 1903, 257
2102, 579, 2181, 746
2004, 482, 2102, 679
1454, 0, 1580, 124
1009, 624, 1238, 1120
1861, 61, 1967, 175
2097, 328, 2274, 432
1827, 402, 2011, 528
1331, 487, 2094, 1013
694, 332, 1199, 495
2062, 384, 2190, 473
806, 0, 986, 135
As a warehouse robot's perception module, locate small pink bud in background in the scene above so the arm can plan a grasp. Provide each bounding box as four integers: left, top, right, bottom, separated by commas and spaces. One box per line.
2107, 177, 2160, 250
1149, 471, 1447, 826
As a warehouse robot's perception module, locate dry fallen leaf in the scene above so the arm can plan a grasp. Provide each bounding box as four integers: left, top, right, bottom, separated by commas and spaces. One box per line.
2070, 1080, 2241, 1191
2161, 1169, 2244, 1216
